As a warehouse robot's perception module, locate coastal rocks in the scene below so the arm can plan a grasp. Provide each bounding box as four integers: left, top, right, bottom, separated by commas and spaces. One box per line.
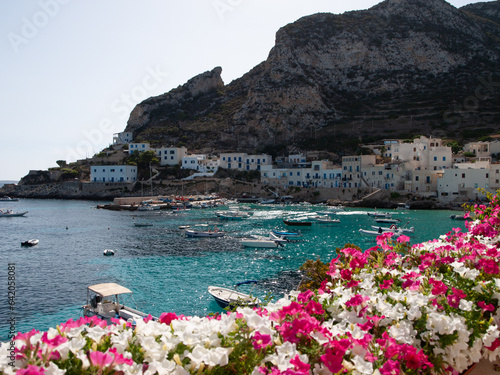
124, 0, 500, 153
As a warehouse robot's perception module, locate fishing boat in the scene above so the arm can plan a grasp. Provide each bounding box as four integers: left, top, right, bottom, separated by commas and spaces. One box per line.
21, 239, 39, 247
103, 249, 115, 256
283, 219, 311, 227
207, 281, 261, 308
82, 283, 157, 323
371, 225, 415, 234
184, 224, 225, 238
0, 209, 28, 217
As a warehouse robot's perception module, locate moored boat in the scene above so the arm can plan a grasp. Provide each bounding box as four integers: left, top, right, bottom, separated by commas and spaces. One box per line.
359, 228, 404, 237
82, 283, 157, 323
103, 249, 115, 256
283, 219, 311, 226
134, 222, 153, 227
184, 224, 225, 238
240, 237, 281, 248
374, 218, 401, 224
21, 239, 39, 247
0, 196, 19, 202
207, 281, 261, 308
272, 230, 302, 240
371, 225, 415, 234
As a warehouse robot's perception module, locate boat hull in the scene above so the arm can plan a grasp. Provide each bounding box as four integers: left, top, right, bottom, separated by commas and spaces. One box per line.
283, 220, 311, 226
185, 229, 225, 238
207, 285, 260, 308
241, 239, 278, 248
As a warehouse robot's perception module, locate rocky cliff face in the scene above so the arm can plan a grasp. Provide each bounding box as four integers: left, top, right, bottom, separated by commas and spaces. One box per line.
125, 0, 500, 154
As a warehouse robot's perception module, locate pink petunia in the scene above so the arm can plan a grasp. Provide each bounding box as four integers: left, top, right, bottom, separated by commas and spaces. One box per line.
158, 312, 180, 325
380, 279, 394, 290
321, 344, 345, 374
478, 301, 495, 312
397, 235, 410, 243
89, 351, 114, 368
290, 354, 310, 374
16, 365, 46, 375
252, 331, 272, 350
379, 359, 400, 375
346, 294, 366, 308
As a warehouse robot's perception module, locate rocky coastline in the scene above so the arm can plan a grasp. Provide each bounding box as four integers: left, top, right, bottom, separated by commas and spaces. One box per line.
0, 178, 463, 210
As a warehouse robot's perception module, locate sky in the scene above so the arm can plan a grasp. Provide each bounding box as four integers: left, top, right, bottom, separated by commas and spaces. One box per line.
0, 0, 485, 181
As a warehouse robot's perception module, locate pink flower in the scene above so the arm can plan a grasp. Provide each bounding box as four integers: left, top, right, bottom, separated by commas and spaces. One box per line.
379, 359, 400, 375
340, 269, 352, 280
397, 235, 410, 243
290, 354, 310, 374
305, 300, 325, 316
321, 344, 345, 374
108, 348, 134, 365
478, 301, 495, 312
346, 294, 366, 308
380, 279, 394, 290
429, 278, 448, 296
89, 351, 115, 369
297, 290, 314, 303
447, 288, 467, 309
159, 312, 180, 325
252, 331, 272, 350
479, 258, 500, 275
17, 365, 46, 375
41, 332, 67, 351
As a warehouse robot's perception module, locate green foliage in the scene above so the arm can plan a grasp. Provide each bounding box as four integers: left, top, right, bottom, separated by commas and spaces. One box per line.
463, 151, 476, 157
298, 258, 329, 292
56, 160, 67, 168
390, 192, 401, 199
445, 140, 462, 154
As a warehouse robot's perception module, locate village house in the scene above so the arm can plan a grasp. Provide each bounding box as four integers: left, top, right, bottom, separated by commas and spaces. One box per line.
91, 165, 137, 183
113, 131, 133, 145
156, 146, 187, 166
219, 153, 272, 171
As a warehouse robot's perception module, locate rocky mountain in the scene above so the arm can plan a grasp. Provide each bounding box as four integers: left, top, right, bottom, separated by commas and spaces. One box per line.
125, 0, 500, 155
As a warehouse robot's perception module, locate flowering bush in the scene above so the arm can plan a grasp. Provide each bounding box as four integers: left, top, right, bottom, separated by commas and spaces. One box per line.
4, 197, 500, 374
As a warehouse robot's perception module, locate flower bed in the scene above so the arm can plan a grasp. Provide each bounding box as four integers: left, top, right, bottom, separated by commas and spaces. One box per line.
3, 197, 500, 374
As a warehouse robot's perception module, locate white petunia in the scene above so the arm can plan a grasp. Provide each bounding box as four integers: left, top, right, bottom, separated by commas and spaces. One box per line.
351, 355, 374, 374
388, 320, 417, 345
459, 299, 473, 311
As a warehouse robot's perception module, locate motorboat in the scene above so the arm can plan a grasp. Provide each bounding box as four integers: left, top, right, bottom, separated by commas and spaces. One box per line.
283, 219, 311, 227
450, 214, 472, 220
396, 203, 411, 210
367, 212, 392, 218
371, 225, 415, 234
0, 196, 19, 202
137, 201, 161, 211
21, 239, 39, 247
359, 228, 404, 236
103, 249, 115, 256
374, 218, 401, 224
240, 235, 283, 248
315, 216, 340, 224
272, 230, 302, 240
207, 281, 261, 308
0, 209, 28, 217
184, 224, 225, 238
82, 283, 157, 323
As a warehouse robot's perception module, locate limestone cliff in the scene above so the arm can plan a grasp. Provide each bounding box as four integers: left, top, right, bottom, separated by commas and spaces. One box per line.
125, 0, 500, 154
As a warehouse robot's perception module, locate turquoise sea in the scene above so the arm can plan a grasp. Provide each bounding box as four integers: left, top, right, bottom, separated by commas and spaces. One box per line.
0, 199, 469, 341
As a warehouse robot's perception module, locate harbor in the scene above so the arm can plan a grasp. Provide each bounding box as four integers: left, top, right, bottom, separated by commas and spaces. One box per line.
0, 198, 469, 340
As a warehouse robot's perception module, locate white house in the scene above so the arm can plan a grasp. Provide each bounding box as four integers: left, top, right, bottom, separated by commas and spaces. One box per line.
91, 165, 137, 183
113, 132, 133, 145
464, 141, 500, 158
437, 161, 492, 203
129, 142, 151, 154
391, 136, 452, 171
219, 153, 272, 171
341, 155, 377, 188
261, 161, 342, 188
182, 155, 219, 173
156, 146, 187, 166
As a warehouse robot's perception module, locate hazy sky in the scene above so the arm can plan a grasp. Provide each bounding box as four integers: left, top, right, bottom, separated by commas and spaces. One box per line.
0, 0, 485, 181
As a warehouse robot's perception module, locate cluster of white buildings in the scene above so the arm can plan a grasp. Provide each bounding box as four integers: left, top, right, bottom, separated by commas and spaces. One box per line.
93, 131, 500, 203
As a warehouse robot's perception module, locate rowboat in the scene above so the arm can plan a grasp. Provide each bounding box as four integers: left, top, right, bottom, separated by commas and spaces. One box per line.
207, 281, 261, 308
82, 283, 157, 323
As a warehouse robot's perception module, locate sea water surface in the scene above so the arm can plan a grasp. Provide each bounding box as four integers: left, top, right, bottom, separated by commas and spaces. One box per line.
0, 198, 469, 340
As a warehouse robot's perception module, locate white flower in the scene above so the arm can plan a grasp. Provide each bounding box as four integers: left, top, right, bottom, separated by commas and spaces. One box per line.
144, 360, 178, 375
44, 362, 66, 375
85, 325, 108, 343
459, 299, 473, 311
351, 355, 373, 374
388, 320, 417, 345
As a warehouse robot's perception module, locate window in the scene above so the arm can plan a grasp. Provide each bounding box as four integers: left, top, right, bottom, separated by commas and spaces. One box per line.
170, 151, 175, 154
171, 156, 174, 160
443, 157, 446, 161
415, 176, 419, 181
434, 157, 437, 161
462, 173, 465, 178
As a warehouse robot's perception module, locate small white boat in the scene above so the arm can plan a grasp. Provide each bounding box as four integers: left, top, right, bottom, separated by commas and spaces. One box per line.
184, 224, 225, 238
207, 281, 261, 308
21, 239, 39, 247
0, 196, 19, 202
0, 209, 28, 217
396, 203, 411, 210
371, 225, 415, 234
241, 238, 281, 248
82, 283, 157, 323
450, 214, 472, 220
327, 206, 345, 212
316, 216, 341, 224
359, 228, 404, 237
367, 212, 392, 218
103, 249, 115, 256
